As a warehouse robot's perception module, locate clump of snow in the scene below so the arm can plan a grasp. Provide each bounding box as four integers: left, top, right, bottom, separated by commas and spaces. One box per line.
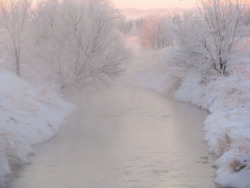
0, 70, 75, 185
127, 45, 250, 188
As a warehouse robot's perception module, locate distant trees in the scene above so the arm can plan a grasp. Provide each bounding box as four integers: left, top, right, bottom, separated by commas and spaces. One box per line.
175, 0, 245, 76
139, 15, 174, 49
244, 8, 250, 25
118, 19, 134, 36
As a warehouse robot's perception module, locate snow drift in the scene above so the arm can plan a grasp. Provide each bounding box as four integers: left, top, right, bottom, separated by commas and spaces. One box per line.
0, 70, 74, 185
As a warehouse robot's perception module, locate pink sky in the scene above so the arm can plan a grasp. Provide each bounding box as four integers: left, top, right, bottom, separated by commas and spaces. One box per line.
112, 0, 250, 9
112, 0, 197, 9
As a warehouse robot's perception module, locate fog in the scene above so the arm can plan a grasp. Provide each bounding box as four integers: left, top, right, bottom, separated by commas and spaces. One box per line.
1, 0, 249, 187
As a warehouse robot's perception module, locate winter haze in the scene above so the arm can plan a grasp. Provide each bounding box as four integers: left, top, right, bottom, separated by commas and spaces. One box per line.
0, 0, 249, 188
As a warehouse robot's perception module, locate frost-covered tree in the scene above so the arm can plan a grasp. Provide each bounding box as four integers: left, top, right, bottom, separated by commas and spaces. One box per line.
31, 0, 128, 88
0, 0, 31, 75
175, 0, 245, 76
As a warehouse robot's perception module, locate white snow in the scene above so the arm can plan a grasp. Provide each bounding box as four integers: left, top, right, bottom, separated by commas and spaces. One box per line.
127, 44, 250, 188
0, 69, 75, 185
174, 75, 250, 187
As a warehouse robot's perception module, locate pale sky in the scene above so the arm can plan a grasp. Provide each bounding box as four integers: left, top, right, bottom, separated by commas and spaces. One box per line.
112, 0, 197, 9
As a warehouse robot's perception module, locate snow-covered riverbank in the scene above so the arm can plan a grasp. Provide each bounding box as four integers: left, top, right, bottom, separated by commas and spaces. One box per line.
127, 45, 250, 188
0, 70, 74, 186
173, 75, 250, 188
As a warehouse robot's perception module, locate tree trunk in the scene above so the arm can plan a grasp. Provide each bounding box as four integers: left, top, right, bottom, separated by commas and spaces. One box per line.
16, 58, 20, 76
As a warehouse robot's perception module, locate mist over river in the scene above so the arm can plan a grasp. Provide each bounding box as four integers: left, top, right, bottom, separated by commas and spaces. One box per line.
8, 84, 219, 188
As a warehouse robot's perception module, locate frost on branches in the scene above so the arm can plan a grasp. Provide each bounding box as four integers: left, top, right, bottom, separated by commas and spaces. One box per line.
174, 0, 245, 76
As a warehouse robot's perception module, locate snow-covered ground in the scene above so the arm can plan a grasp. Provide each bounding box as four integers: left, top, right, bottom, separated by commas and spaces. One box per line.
126, 43, 250, 188
0, 70, 75, 186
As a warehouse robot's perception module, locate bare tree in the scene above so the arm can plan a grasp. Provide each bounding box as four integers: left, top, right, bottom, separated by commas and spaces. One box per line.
175, 0, 245, 76
0, 0, 31, 76
32, 0, 129, 88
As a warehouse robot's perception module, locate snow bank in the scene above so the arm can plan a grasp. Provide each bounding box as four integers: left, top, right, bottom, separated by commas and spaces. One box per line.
128, 46, 250, 188
0, 70, 75, 185
174, 75, 250, 188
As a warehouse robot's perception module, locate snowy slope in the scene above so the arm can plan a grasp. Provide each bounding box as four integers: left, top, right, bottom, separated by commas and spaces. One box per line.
174, 75, 250, 188
0, 70, 75, 186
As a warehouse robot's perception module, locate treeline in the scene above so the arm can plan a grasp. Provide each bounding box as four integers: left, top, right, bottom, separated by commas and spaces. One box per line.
121, 0, 250, 77
0, 0, 129, 89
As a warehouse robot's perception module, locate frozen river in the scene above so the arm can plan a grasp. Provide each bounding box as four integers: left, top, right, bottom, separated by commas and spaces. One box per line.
8, 85, 219, 188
